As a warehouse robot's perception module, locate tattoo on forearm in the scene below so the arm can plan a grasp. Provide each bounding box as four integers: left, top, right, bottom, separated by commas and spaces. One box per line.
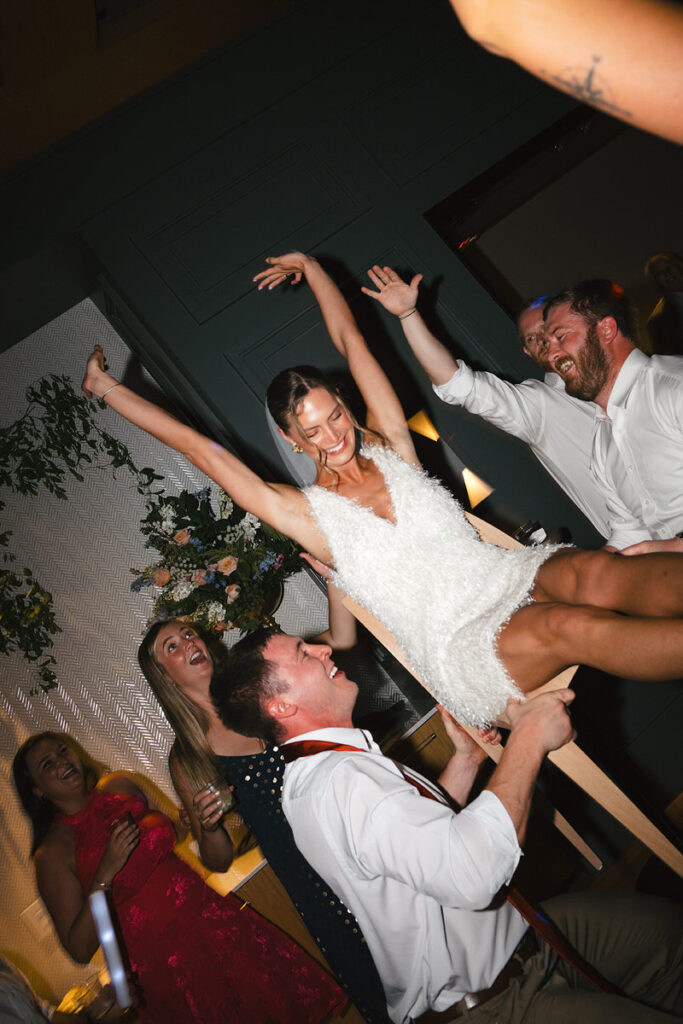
542, 56, 632, 119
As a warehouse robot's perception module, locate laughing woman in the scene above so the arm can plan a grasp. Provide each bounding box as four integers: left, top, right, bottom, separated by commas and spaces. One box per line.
83, 252, 683, 727
12, 732, 347, 1024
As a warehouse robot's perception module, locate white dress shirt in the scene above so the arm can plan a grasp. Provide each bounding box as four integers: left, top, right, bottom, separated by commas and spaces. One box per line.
0, 957, 52, 1022
281, 727, 527, 1024
592, 349, 683, 549
433, 363, 610, 537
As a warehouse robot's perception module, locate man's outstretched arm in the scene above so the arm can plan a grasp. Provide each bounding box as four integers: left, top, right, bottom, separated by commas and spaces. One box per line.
448, 0, 683, 145
485, 690, 576, 845
362, 264, 458, 386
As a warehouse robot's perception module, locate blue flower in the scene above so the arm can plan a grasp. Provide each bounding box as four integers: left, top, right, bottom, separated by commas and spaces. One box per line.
131, 578, 153, 593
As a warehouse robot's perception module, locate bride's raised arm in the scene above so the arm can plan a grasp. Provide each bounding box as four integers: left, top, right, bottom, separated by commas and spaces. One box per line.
82, 345, 324, 555
255, 253, 418, 463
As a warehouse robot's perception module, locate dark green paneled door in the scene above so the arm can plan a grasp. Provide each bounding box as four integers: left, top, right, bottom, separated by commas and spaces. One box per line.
81, 0, 599, 545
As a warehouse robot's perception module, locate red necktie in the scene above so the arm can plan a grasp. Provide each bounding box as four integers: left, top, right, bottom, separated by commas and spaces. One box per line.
282, 739, 622, 996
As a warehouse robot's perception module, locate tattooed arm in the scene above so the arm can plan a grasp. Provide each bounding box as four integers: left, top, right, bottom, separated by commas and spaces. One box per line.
448, 0, 683, 145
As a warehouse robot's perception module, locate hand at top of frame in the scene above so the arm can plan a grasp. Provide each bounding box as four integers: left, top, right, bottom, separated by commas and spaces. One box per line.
620, 538, 683, 556
361, 264, 423, 318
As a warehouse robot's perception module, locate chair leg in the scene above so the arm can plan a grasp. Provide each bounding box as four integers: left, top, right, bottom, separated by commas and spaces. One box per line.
547, 741, 683, 879
460, 722, 603, 869
589, 794, 683, 891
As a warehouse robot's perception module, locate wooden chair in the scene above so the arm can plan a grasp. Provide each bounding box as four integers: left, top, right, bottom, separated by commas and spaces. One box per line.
342, 511, 683, 879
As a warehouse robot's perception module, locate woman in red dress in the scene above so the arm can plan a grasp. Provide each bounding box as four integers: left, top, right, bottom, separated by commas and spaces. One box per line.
13, 732, 347, 1024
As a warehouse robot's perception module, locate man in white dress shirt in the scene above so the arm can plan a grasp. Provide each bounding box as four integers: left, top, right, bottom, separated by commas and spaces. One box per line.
361, 266, 611, 539
543, 280, 683, 552
212, 628, 683, 1024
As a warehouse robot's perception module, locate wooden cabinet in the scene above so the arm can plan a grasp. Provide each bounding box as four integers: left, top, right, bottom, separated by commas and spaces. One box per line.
384, 709, 453, 781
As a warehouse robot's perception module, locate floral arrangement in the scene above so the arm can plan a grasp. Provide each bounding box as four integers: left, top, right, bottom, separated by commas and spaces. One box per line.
131, 486, 302, 633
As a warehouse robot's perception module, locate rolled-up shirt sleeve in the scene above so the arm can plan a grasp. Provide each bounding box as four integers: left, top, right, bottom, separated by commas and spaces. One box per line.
433, 363, 543, 444
327, 762, 521, 910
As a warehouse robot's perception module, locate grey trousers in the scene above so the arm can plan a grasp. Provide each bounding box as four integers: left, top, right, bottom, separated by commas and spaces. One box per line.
469, 892, 683, 1022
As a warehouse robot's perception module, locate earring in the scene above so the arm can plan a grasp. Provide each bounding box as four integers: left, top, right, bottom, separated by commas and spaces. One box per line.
291, 443, 303, 454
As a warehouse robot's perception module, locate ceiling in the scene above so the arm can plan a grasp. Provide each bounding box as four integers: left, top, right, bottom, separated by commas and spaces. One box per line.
0, 0, 295, 174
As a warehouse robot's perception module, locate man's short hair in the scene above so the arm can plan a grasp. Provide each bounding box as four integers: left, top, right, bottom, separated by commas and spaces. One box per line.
210, 626, 289, 744
543, 279, 636, 341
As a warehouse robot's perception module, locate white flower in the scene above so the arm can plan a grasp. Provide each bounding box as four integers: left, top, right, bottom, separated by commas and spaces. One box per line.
221, 526, 238, 546
218, 491, 234, 519
159, 506, 177, 535
205, 600, 226, 625
240, 512, 260, 543
170, 580, 194, 601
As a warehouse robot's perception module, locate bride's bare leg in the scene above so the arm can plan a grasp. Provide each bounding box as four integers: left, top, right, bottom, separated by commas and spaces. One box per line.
533, 548, 683, 618
497, 602, 683, 693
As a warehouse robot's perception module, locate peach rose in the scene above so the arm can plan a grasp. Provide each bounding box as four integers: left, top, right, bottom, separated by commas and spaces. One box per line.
216, 555, 238, 577
153, 567, 171, 587
226, 584, 241, 604
192, 569, 208, 586
173, 528, 191, 545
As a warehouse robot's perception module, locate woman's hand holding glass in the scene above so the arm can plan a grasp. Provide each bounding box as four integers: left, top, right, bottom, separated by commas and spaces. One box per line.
193, 781, 234, 832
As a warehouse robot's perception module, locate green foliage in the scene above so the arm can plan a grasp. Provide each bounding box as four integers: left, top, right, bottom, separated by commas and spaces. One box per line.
0, 374, 163, 500
0, 517, 59, 693
1, 374, 164, 692
131, 486, 302, 634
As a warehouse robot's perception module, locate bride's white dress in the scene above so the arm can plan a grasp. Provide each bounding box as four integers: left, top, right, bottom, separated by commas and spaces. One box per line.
304, 445, 557, 725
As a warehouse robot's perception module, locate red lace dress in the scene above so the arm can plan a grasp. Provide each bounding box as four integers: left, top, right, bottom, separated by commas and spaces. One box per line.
58, 789, 347, 1024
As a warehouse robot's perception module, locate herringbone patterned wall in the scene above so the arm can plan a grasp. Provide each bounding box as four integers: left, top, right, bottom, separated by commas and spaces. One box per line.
0, 298, 328, 1003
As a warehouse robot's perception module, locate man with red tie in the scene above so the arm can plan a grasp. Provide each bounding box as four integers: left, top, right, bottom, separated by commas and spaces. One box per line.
211, 628, 683, 1024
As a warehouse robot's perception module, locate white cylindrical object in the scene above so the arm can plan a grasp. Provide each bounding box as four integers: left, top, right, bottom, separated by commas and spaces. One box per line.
88, 889, 133, 1009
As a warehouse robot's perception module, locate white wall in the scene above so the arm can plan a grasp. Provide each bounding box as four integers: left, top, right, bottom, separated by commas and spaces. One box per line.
0, 298, 326, 1002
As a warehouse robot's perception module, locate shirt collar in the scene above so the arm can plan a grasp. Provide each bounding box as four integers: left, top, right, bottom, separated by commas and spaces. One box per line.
543, 371, 564, 388
283, 726, 378, 752
606, 348, 649, 416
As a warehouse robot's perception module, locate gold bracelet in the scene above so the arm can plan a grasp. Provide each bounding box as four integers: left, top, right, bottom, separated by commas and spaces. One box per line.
101, 382, 120, 400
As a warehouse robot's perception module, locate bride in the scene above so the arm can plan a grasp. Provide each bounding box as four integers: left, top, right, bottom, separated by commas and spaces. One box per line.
82, 252, 683, 725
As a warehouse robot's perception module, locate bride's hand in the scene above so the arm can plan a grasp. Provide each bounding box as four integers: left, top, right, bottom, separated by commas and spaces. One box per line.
82, 344, 113, 399
300, 551, 334, 581
253, 253, 313, 290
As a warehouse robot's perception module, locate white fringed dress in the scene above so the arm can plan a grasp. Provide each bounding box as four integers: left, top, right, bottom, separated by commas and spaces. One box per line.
304, 445, 557, 725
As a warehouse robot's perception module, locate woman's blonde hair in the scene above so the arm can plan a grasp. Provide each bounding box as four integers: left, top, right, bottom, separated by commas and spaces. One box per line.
138, 619, 222, 793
